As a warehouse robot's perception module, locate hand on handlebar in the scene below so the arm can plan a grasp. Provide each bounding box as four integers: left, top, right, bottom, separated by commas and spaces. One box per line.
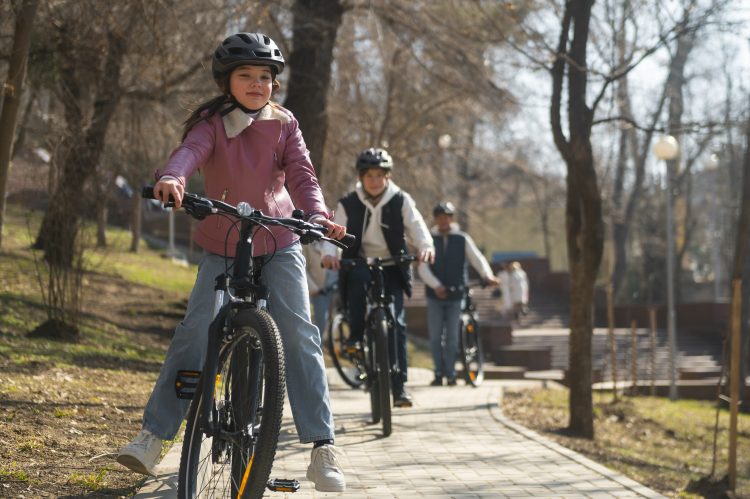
154, 178, 184, 209
484, 275, 500, 287
321, 254, 340, 270
418, 248, 435, 264
316, 219, 347, 240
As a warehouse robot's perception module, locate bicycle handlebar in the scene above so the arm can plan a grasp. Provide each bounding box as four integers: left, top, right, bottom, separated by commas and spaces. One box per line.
142, 186, 355, 249
445, 279, 490, 293
338, 255, 418, 270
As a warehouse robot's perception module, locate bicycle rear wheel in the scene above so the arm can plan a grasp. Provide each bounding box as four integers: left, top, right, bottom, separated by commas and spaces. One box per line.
327, 312, 366, 388
370, 308, 392, 437
459, 314, 484, 387
178, 308, 285, 499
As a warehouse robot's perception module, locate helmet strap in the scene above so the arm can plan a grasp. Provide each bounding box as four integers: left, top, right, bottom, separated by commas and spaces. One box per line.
221, 95, 266, 116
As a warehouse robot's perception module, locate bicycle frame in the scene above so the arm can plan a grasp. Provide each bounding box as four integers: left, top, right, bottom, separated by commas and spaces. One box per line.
198, 216, 269, 439
341, 255, 415, 381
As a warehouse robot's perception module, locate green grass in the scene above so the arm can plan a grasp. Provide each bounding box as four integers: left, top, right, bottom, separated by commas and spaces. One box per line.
0, 204, 196, 369
0, 466, 29, 482
2, 204, 197, 292
68, 468, 109, 490
84, 227, 197, 294
503, 387, 750, 497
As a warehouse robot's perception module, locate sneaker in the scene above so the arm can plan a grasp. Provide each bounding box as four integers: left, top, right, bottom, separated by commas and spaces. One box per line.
393, 387, 413, 408
116, 429, 163, 476
446, 377, 457, 386
430, 377, 443, 387
306, 444, 346, 492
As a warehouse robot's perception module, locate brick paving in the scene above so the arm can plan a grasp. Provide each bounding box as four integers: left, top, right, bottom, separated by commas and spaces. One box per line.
134, 368, 665, 498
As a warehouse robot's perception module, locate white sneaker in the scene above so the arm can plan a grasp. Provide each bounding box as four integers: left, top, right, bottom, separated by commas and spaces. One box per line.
306, 444, 346, 492
116, 429, 163, 476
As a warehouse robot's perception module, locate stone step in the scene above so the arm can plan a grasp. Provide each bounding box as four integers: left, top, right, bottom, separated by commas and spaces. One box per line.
592, 378, 750, 400
493, 345, 552, 371
456, 364, 527, 380
679, 366, 724, 380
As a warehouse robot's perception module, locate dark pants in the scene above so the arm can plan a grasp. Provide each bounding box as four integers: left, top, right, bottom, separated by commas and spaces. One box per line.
344, 264, 408, 388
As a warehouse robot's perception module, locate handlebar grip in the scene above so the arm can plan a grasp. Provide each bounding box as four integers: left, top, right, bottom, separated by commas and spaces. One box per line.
341, 233, 356, 247
142, 184, 176, 205
142, 185, 156, 199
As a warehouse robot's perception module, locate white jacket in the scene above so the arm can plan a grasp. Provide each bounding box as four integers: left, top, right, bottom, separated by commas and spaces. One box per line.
302, 241, 337, 293
323, 180, 433, 259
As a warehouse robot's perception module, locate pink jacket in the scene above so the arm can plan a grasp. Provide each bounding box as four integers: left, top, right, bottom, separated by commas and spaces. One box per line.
158, 102, 330, 257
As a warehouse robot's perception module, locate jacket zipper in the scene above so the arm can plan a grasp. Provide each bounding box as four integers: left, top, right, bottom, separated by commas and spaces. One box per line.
217, 188, 228, 228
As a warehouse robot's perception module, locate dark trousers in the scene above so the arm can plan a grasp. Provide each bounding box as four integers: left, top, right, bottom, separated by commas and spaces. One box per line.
344, 264, 408, 388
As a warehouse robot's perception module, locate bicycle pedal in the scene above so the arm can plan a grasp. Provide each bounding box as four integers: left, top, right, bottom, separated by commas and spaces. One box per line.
344, 343, 361, 356
174, 370, 201, 399
267, 478, 300, 492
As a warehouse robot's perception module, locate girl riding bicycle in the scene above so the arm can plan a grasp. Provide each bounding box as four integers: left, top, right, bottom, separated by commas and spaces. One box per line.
321, 148, 434, 407
116, 32, 347, 493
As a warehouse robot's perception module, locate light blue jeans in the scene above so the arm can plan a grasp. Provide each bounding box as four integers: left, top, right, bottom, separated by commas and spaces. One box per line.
427, 297, 463, 379
310, 293, 332, 338
143, 243, 335, 443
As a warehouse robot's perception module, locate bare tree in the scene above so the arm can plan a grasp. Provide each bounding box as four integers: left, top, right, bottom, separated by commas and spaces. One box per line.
0, 0, 39, 249
33, 1, 136, 266
322, 0, 520, 214
550, 0, 603, 438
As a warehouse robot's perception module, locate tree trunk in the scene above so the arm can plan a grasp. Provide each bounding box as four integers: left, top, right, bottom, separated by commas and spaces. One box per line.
11, 92, 35, 160
550, 0, 602, 439
282, 0, 344, 180
130, 192, 141, 253
0, 0, 39, 249
731, 106, 750, 412
36, 30, 127, 266
96, 201, 108, 248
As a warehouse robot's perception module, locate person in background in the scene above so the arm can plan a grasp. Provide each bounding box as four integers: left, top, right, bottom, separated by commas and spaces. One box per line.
303, 240, 338, 337
496, 261, 512, 316
322, 147, 434, 407
418, 201, 498, 386
508, 261, 529, 319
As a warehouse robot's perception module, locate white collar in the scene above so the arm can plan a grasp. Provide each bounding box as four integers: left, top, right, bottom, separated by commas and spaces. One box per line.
221, 103, 273, 138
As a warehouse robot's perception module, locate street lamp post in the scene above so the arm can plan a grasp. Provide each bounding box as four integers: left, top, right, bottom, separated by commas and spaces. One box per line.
437, 134, 452, 199
705, 153, 721, 301
654, 135, 679, 401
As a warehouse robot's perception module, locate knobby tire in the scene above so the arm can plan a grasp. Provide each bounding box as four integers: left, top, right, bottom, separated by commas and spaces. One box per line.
367, 326, 381, 425
178, 308, 285, 499
371, 308, 392, 436
460, 315, 484, 387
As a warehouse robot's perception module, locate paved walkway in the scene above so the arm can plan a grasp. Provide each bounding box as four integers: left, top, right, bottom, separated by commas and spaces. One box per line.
134, 368, 664, 498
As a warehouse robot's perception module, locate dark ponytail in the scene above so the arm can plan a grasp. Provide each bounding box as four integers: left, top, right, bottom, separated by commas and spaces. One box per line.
181, 94, 230, 142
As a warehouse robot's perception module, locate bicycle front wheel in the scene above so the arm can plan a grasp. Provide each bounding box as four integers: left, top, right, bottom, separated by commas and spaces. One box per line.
327, 312, 366, 388
370, 308, 392, 437
178, 308, 285, 499
460, 314, 484, 387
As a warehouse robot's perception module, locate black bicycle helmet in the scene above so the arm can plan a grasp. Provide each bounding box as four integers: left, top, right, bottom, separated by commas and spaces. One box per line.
433, 201, 456, 217
212, 33, 285, 84
356, 148, 393, 172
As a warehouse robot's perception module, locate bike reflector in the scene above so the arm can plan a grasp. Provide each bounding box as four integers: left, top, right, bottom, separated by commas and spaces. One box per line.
174, 370, 201, 399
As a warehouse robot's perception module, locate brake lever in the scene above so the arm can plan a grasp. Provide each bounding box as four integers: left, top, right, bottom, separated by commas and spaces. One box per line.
321, 236, 349, 249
